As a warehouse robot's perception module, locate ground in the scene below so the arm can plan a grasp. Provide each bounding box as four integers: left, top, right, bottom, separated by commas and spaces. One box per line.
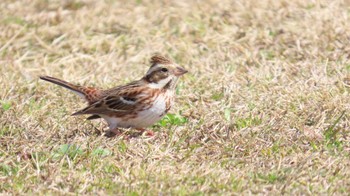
1, 0, 350, 195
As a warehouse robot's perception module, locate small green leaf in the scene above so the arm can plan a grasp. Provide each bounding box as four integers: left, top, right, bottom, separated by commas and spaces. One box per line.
3, 16, 27, 26
211, 92, 224, 101
324, 111, 345, 150
345, 64, 350, 70
1, 101, 11, 111
224, 108, 231, 122
235, 116, 262, 130
118, 141, 127, 153
92, 148, 111, 157
0, 164, 18, 176
126, 191, 139, 196
52, 144, 83, 160
157, 113, 188, 127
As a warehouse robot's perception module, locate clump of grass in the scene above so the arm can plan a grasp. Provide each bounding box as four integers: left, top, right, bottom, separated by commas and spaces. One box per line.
91, 148, 111, 157
1, 0, 350, 194
156, 113, 188, 128
52, 144, 83, 160
324, 111, 345, 150
1, 101, 11, 111
235, 116, 262, 130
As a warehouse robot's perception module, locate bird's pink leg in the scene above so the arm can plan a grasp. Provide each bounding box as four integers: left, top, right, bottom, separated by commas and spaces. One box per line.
105, 128, 123, 137
137, 128, 155, 137
112, 128, 123, 135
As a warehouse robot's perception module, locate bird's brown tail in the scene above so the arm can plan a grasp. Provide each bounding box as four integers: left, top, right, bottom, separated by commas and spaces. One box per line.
39, 76, 86, 98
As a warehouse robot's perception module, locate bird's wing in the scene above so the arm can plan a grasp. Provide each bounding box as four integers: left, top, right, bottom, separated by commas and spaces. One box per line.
72, 94, 139, 116
72, 80, 149, 116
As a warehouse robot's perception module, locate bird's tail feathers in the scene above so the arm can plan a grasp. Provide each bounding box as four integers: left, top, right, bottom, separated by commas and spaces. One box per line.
39, 76, 86, 98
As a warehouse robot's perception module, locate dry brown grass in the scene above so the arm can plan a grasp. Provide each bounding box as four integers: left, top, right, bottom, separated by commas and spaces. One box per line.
1, 0, 350, 194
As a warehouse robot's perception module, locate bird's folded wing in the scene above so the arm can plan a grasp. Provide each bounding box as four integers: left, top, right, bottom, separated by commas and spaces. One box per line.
72, 95, 138, 116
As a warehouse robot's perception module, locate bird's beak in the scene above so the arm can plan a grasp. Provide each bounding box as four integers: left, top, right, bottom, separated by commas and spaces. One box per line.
174, 66, 188, 76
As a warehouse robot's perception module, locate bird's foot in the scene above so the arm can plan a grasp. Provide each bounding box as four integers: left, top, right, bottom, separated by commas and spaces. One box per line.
137, 128, 155, 137
105, 128, 123, 138
105, 128, 154, 139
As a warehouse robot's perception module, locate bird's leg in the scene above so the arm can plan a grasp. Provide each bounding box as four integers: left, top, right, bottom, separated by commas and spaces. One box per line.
137, 128, 155, 137
105, 128, 123, 138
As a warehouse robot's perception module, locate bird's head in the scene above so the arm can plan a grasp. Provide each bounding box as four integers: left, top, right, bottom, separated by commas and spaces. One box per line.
144, 54, 187, 89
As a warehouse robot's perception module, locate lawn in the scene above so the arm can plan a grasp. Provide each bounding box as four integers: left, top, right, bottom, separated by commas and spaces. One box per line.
1, 0, 350, 194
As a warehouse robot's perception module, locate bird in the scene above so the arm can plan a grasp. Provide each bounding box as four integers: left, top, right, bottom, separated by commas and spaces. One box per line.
40, 54, 187, 137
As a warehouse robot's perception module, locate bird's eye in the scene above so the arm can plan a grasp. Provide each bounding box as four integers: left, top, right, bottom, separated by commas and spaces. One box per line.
161, 68, 168, 72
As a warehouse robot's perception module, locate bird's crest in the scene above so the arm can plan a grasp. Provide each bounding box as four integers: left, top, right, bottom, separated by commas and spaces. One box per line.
150, 54, 173, 66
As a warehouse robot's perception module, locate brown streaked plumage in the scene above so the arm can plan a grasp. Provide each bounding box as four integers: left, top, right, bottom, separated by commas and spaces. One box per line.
40, 54, 187, 137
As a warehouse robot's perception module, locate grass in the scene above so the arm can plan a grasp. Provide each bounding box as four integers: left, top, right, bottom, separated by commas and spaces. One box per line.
1, 0, 350, 194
